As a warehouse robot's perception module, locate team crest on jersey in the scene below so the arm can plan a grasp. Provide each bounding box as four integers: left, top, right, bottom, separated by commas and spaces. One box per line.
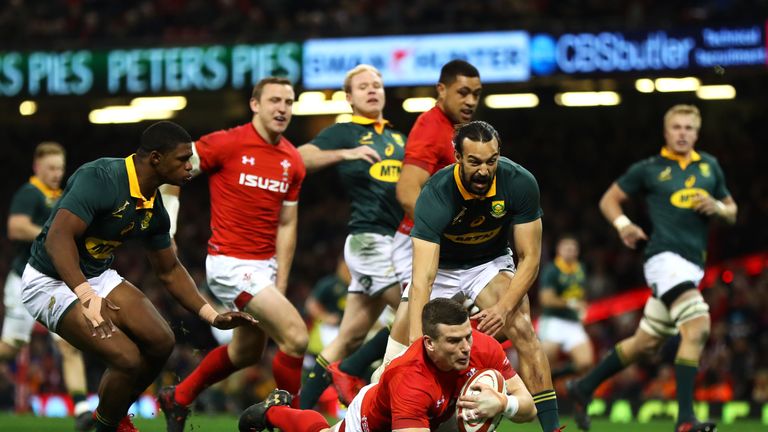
358, 132, 373, 145
490, 200, 506, 218
699, 163, 711, 177
140, 211, 153, 230
280, 159, 291, 180
658, 167, 672, 182
111, 200, 130, 218
392, 133, 405, 147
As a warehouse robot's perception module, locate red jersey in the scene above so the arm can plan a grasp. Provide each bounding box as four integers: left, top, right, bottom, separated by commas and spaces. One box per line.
358, 329, 515, 431
399, 106, 456, 234
195, 123, 305, 260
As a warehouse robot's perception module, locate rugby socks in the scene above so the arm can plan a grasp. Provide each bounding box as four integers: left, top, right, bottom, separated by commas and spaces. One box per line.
300, 355, 332, 409
265, 406, 329, 432
339, 327, 389, 377
675, 358, 699, 423
273, 350, 303, 407
175, 345, 236, 406
93, 410, 118, 432
533, 390, 560, 430
576, 345, 626, 396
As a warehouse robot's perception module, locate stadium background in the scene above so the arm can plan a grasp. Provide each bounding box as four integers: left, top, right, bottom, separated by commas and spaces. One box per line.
1, 1, 767, 430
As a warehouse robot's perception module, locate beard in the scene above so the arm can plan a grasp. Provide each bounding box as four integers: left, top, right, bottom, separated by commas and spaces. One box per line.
460, 165, 493, 195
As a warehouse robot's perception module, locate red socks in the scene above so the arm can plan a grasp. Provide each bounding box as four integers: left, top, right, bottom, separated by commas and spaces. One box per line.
273, 350, 303, 406
265, 406, 329, 432
175, 345, 237, 406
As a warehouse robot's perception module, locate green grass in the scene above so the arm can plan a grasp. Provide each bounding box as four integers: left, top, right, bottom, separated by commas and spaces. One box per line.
0, 413, 764, 432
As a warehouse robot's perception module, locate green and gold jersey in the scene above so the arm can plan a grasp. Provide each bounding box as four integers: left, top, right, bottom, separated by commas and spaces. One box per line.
540, 258, 587, 321
617, 148, 730, 267
29, 156, 171, 279
9, 177, 62, 276
411, 157, 543, 269
311, 116, 406, 235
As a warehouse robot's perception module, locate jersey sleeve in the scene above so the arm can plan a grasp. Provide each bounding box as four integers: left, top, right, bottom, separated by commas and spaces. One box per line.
509, 167, 543, 224
710, 159, 731, 200
474, 331, 516, 380
57, 167, 115, 226
389, 371, 434, 429
539, 264, 558, 290
411, 180, 453, 244
195, 131, 233, 173
310, 124, 350, 151
285, 154, 306, 203
9, 185, 39, 217
403, 115, 442, 173
141, 197, 172, 251
616, 160, 648, 196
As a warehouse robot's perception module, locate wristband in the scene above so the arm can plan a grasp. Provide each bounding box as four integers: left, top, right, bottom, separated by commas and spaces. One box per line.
198, 304, 218, 324
612, 215, 632, 231
503, 394, 519, 419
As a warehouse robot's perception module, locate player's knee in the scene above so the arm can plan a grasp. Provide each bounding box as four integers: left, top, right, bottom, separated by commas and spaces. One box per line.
282, 326, 309, 356
680, 316, 711, 349
0, 341, 21, 361
508, 313, 537, 343
107, 348, 142, 375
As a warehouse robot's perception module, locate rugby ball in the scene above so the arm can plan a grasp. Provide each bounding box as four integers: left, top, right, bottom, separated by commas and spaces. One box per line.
457, 368, 506, 432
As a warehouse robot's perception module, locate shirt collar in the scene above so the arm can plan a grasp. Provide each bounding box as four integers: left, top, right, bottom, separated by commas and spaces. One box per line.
453, 164, 496, 200
554, 257, 580, 274
29, 176, 62, 200
124, 154, 156, 209
660, 147, 701, 170
351, 115, 391, 135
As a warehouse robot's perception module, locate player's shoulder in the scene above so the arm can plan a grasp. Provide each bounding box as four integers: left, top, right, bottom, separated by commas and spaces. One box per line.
697, 150, 720, 164
77, 157, 123, 177
423, 163, 456, 191
199, 123, 250, 144
14, 181, 41, 196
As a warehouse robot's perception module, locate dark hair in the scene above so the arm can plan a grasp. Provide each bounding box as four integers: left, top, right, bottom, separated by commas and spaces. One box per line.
422, 298, 469, 339
452, 120, 500, 154
138, 121, 191, 156
439, 60, 480, 86
251, 77, 292, 101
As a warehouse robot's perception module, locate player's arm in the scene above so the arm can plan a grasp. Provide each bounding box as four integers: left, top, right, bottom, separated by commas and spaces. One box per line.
158, 142, 202, 237
45, 209, 120, 338
408, 237, 440, 344
599, 182, 648, 249
146, 246, 257, 329
396, 164, 431, 219
539, 286, 568, 308
457, 375, 536, 424
274, 203, 298, 294
499, 219, 542, 314
297, 143, 380, 173
7, 214, 42, 241
693, 194, 737, 224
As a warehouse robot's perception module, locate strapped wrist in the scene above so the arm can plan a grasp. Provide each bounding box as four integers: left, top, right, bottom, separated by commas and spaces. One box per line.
503, 394, 519, 419
612, 215, 632, 231
198, 303, 218, 324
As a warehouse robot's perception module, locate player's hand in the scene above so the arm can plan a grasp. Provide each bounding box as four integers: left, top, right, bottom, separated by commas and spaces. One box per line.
212, 311, 258, 330
457, 382, 507, 420
692, 193, 721, 217
82, 296, 120, 339
471, 305, 506, 337
618, 223, 648, 249
342, 146, 381, 164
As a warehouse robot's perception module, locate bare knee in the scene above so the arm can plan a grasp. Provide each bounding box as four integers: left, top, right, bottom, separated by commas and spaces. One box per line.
679, 315, 710, 349
106, 347, 142, 375
278, 322, 308, 357
147, 326, 175, 361
0, 341, 21, 361
507, 311, 538, 348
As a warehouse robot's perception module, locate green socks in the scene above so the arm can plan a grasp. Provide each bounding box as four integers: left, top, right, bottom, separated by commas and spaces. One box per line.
339, 327, 389, 377
300, 355, 332, 409
577, 346, 626, 396
675, 358, 699, 422
533, 389, 560, 430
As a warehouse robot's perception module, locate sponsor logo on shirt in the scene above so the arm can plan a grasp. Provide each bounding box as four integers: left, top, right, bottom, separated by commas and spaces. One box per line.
451, 207, 468, 225
238, 173, 290, 193
444, 227, 502, 244
368, 159, 402, 183
85, 237, 122, 259
670, 188, 709, 209
470, 216, 485, 227
120, 222, 135, 236
242, 155, 255, 166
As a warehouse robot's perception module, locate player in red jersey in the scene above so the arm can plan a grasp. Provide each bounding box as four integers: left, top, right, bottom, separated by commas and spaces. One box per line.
159, 77, 308, 431
239, 298, 536, 432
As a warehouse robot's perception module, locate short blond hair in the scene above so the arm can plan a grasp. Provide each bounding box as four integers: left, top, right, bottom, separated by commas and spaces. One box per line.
34, 141, 65, 160
343, 64, 382, 93
664, 104, 701, 130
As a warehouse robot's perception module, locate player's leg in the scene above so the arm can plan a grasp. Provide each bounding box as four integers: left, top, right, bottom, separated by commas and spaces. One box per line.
300, 286, 397, 409
568, 338, 595, 377
0, 271, 33, 360
52, 334, 93, 428
472, 259, 560, 432
239, 389, 334, 432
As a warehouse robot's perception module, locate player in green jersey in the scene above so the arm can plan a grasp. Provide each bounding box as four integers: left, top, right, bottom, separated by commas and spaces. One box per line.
567, 105, 737, 432
2, 142, 96, 430
297, 64, 410, 409
20, 122, 256, 432
408, 121, 562, 432
537, 236, 593, 380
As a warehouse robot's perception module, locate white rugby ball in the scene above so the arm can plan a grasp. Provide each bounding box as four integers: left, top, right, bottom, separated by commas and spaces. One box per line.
457, 368, 506, 432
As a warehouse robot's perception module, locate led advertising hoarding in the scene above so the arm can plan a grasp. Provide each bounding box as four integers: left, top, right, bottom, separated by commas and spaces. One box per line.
0, 43, 301, 97
530, 24, 766, 76
302, 32, 530, 89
